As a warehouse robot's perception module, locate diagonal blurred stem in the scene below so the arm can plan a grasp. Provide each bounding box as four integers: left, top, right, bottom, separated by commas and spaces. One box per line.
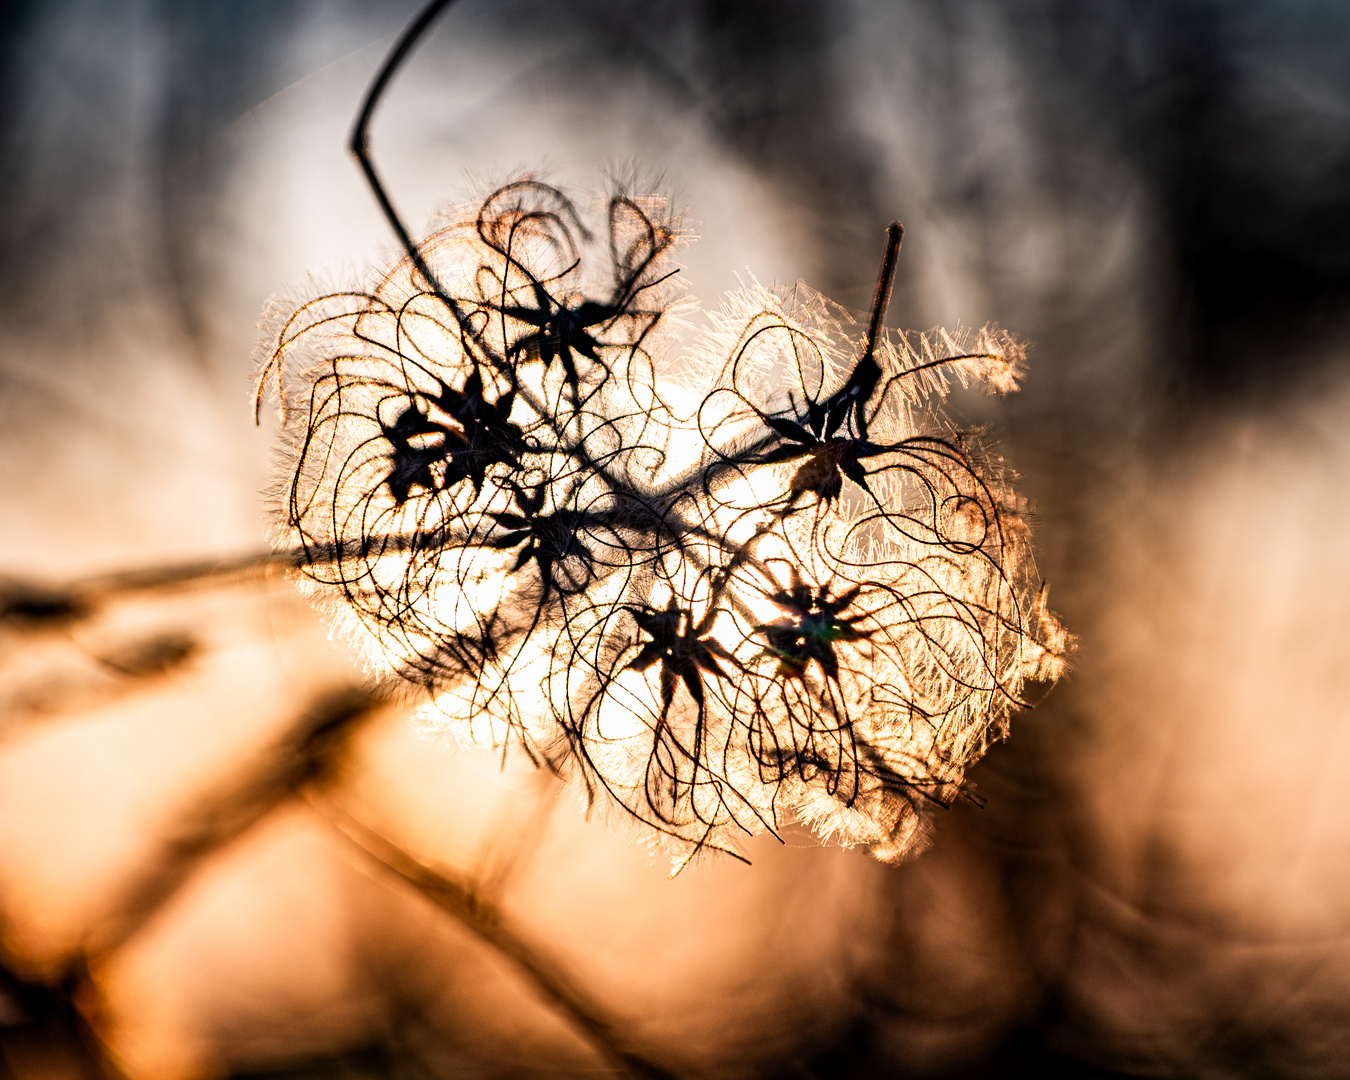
0, 688, 383, 1078
80, 686, 385, 965
0, 958, 121, 1080
0, 551, 296, 631
311, 799, 682, 1080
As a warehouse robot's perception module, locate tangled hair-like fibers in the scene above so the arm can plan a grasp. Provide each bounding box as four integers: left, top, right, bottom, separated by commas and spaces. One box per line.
256, 178, 1069, 867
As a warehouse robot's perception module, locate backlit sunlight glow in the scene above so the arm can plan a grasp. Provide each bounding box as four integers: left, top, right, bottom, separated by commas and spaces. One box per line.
255, 180, 1069, 867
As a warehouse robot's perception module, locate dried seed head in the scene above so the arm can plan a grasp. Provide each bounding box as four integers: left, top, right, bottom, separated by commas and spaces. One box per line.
256, 178, 1068, 869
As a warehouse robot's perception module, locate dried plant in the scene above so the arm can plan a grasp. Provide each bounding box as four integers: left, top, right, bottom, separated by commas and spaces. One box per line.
254, 0, 1068, 869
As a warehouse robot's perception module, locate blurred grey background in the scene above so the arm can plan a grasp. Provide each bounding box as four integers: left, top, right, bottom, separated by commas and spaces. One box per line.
2, 2, 1350, 1078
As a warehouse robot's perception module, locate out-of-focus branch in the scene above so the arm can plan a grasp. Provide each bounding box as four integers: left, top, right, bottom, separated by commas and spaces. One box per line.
0, 551, 296, 632
0, 959, 120, 1080
313, 800, 682, 1080
0, 631, 200, 744
0, 686, 383, 1078
0, 543, 676, 1076
81, 686, 385, 965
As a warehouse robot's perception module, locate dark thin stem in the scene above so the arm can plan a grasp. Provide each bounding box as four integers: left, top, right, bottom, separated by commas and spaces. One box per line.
860, 222, 903, 373
349, 0, 664, 506
350, 0, 471, 330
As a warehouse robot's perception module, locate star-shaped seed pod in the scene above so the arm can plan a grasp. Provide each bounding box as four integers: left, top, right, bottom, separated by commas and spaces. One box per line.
486, 484, 597, 601
755, 568, 871, 684
748, 386, 882, 508
381, 401, 451, 506
379, 368, 525, 504
501, 280, 615, 394
626, 599, 736, 723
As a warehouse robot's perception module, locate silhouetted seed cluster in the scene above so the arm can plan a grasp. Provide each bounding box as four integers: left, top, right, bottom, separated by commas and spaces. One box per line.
256, 179, 1068, 866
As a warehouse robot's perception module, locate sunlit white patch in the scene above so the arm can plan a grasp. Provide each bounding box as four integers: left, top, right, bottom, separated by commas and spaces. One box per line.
594, 668, 657, 742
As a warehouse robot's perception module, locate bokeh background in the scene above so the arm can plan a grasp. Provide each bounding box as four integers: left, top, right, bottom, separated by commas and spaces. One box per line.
3, 1, 1350, 1076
